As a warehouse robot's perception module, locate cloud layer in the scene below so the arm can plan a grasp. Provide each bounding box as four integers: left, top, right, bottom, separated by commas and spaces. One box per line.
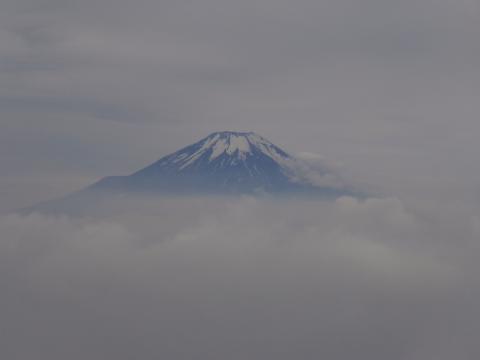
2, 196, 479, 359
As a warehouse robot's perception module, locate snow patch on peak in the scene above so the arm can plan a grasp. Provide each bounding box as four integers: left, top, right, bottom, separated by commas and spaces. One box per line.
209, 138, 228, 160
226, 135, 251, 155
200, 133, 221, 150
208, 133, 252, 161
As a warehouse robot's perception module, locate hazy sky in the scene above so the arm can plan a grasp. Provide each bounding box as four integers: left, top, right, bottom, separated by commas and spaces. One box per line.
1, 0, 480, 210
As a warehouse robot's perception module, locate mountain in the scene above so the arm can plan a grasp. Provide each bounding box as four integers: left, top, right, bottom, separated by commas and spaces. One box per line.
27, 131, 360, 214
90, 131, 353, 196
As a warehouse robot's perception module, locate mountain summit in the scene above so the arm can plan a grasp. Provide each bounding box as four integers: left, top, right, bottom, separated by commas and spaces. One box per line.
29, 131, 360, 214
90, 131, 352, 196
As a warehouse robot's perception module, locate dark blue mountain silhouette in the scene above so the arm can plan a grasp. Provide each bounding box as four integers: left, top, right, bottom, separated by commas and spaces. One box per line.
90, 131, 351, 196
27, 131, 361, 214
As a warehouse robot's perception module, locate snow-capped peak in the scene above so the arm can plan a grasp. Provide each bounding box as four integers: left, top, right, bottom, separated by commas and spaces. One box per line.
168, 131, 292, 170
209, 133, 251, 161
111, 131, 357, 196
31, 131, 360, 214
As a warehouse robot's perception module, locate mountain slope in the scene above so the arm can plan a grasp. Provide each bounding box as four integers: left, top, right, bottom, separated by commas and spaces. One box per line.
26, 131, 361, 214
90, 131, 351, 196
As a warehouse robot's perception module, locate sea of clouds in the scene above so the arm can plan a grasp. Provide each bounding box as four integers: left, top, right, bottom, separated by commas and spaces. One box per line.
2, 195, 480, 359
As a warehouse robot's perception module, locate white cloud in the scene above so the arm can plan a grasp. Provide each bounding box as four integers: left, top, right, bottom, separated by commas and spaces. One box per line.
285, 152, 347, 189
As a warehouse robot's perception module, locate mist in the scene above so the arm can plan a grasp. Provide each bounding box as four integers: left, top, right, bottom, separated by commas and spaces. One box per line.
2, 195, 479, 359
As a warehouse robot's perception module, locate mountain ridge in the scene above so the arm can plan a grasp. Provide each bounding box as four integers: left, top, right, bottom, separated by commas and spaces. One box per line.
90, 131, 351, 195
25, 131, 361, 214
